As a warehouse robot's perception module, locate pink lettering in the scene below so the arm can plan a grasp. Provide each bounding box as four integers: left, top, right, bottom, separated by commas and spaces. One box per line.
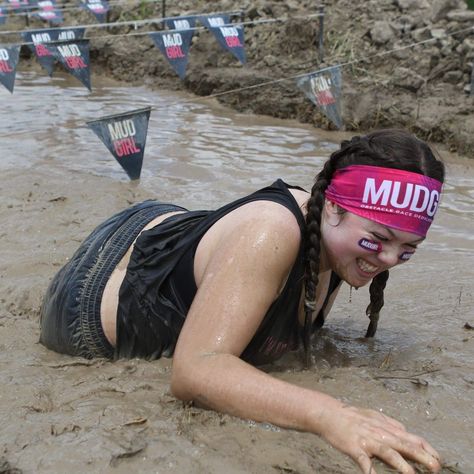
316, 90, 336, 106
64, 56, 87, 69
113, 137, 140, 157
165, 45, 185, 59
225, 36, 242, 48
0, 60, 12, 73
35, 44, 52, 57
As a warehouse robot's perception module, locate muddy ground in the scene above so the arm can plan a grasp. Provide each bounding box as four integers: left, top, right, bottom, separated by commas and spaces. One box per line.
87, 0, 474, 156
0, 1, 473, 473
5, 0, 474, 155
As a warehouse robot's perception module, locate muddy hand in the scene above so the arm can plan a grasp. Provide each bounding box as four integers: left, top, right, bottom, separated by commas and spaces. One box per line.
320, 405, 441, 473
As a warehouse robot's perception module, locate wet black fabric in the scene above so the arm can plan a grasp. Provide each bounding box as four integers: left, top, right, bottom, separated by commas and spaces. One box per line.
117, 179, 309, 365
39, 201, 186, 359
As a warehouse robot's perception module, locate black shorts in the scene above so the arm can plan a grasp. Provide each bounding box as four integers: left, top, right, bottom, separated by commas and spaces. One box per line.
39, 200, 187, 359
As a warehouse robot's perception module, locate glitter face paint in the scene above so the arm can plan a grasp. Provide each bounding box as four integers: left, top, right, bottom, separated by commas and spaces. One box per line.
399, 251, 415, 261
358, 238, 382, 253
359, 238, 416, 261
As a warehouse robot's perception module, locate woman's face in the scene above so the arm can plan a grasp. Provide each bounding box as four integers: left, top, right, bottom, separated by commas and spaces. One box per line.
320, 200, 424, 288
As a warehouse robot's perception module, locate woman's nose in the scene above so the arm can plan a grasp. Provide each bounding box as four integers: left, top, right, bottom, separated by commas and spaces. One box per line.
377, 246, 400, 267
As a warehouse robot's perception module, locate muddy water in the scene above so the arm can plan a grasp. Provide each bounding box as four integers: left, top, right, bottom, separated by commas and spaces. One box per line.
0, 69, 473, 473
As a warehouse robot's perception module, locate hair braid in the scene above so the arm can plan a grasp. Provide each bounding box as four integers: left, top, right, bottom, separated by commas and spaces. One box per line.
302, 161, 334, 367
365, 270, 389, 337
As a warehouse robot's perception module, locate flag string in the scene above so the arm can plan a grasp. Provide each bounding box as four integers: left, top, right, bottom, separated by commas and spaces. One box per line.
0, 19, 472, 132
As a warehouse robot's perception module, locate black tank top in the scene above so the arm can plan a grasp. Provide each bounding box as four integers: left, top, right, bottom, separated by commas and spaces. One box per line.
117, 180, 340, 365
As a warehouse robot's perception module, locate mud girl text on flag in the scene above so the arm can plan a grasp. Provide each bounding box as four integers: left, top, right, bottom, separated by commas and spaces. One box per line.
165, 15, 197, 32
22, 29, 56, 76
199, 14, 246, 64
149, 29, 194, 79
34, 0, 63, 25
0, 44, 21, 93
7, 0, 30, 13
46, 39, 91, 90
296, 66, 343, 129
86, 107, 152, 180
81, 0, 109, 23
22, 28, 85, 76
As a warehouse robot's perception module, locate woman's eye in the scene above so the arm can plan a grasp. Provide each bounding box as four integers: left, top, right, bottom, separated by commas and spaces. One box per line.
372, 233, 389, 242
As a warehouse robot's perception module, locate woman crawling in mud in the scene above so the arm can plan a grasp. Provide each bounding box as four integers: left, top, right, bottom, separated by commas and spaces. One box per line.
40, 128, 444, 473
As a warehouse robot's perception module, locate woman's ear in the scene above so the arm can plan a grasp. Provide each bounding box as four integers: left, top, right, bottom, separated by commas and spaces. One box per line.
323, 199, 342, 226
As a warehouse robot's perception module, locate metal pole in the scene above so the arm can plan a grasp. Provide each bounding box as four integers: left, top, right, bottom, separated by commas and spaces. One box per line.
162, 0, 166, 19
318, 4, 324, 62
471, 62, 474, 96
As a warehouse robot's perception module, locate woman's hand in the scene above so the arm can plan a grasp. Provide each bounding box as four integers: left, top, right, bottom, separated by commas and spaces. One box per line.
319, 404, 441, 473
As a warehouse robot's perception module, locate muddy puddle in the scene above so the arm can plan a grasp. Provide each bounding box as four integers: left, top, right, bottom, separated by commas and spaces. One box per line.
0, 68, 472, 473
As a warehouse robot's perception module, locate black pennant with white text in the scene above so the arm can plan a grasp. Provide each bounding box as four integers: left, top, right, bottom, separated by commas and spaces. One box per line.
46, 39, 91, 90
7, 0, 30, 13
149, 30, 194, 80
81, 0, 109, 23
0, 45, 21, 93
296, 66, 343, 129
34, 0, 63, 25
86, 107, 152, 180
199, 14, 246, 64
165, 15, 197, 32
22, 28, 85, 76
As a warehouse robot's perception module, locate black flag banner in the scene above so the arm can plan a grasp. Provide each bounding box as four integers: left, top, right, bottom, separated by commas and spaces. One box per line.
34, 0, 63, 25
0, 45, 20, 93
47, 39, 91, 90
296, 66, 343, 129
165, 15, 197, 32
7, 0, 30, 13
149, 29, 194, 79
86, 107, 152, 180
0, 7, 7, 25
22, 29, 56, 76
22, 28, 85, 76
81, 0, 109, 23
199, 14, 246, 64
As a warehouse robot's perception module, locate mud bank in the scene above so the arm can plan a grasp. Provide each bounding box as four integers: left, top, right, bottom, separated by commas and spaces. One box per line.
79, 0, 474, 156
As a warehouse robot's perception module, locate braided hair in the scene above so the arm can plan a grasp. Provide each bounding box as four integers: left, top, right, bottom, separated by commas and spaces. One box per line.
302, 129, 445, 365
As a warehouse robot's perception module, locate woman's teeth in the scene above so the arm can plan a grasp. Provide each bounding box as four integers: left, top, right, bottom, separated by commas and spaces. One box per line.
357, 258, 378, 273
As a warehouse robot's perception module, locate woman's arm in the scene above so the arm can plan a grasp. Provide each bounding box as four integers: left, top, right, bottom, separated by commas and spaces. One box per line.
171, 206, 441, 474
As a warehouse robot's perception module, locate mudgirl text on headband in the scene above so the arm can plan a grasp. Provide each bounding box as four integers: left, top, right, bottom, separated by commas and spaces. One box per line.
325, 165, 443, 237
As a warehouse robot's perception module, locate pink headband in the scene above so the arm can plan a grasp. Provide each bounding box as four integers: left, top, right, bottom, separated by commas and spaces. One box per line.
325, 165, 443, 237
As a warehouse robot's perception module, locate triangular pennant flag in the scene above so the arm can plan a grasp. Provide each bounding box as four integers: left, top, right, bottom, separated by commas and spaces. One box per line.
86, 107, 152, 180
34, 0, 63, 25
198, 13, 230, 28
22, 28, 85, 76
22, 28, 57, 76
296, 66, 343, 129
47, 39, 91, 90
199, 15, 246, 64
7, 0, 29, 13
81, 0, 109, 23
165, 15, 196, 31
0, 45, 20, 93
0, 7, 7, 25
149, 30, 193, 80
55, 27, 86, 42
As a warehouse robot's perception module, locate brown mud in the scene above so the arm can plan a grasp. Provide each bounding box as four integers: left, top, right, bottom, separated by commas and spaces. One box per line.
0, 1, 473, 473
75, 0, 474, 156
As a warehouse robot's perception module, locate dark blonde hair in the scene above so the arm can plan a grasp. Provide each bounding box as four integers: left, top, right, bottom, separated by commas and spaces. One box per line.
303, 129, 445, 364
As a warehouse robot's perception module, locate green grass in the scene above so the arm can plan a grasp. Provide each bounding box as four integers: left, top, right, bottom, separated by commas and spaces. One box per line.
467, 0, 474, 10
